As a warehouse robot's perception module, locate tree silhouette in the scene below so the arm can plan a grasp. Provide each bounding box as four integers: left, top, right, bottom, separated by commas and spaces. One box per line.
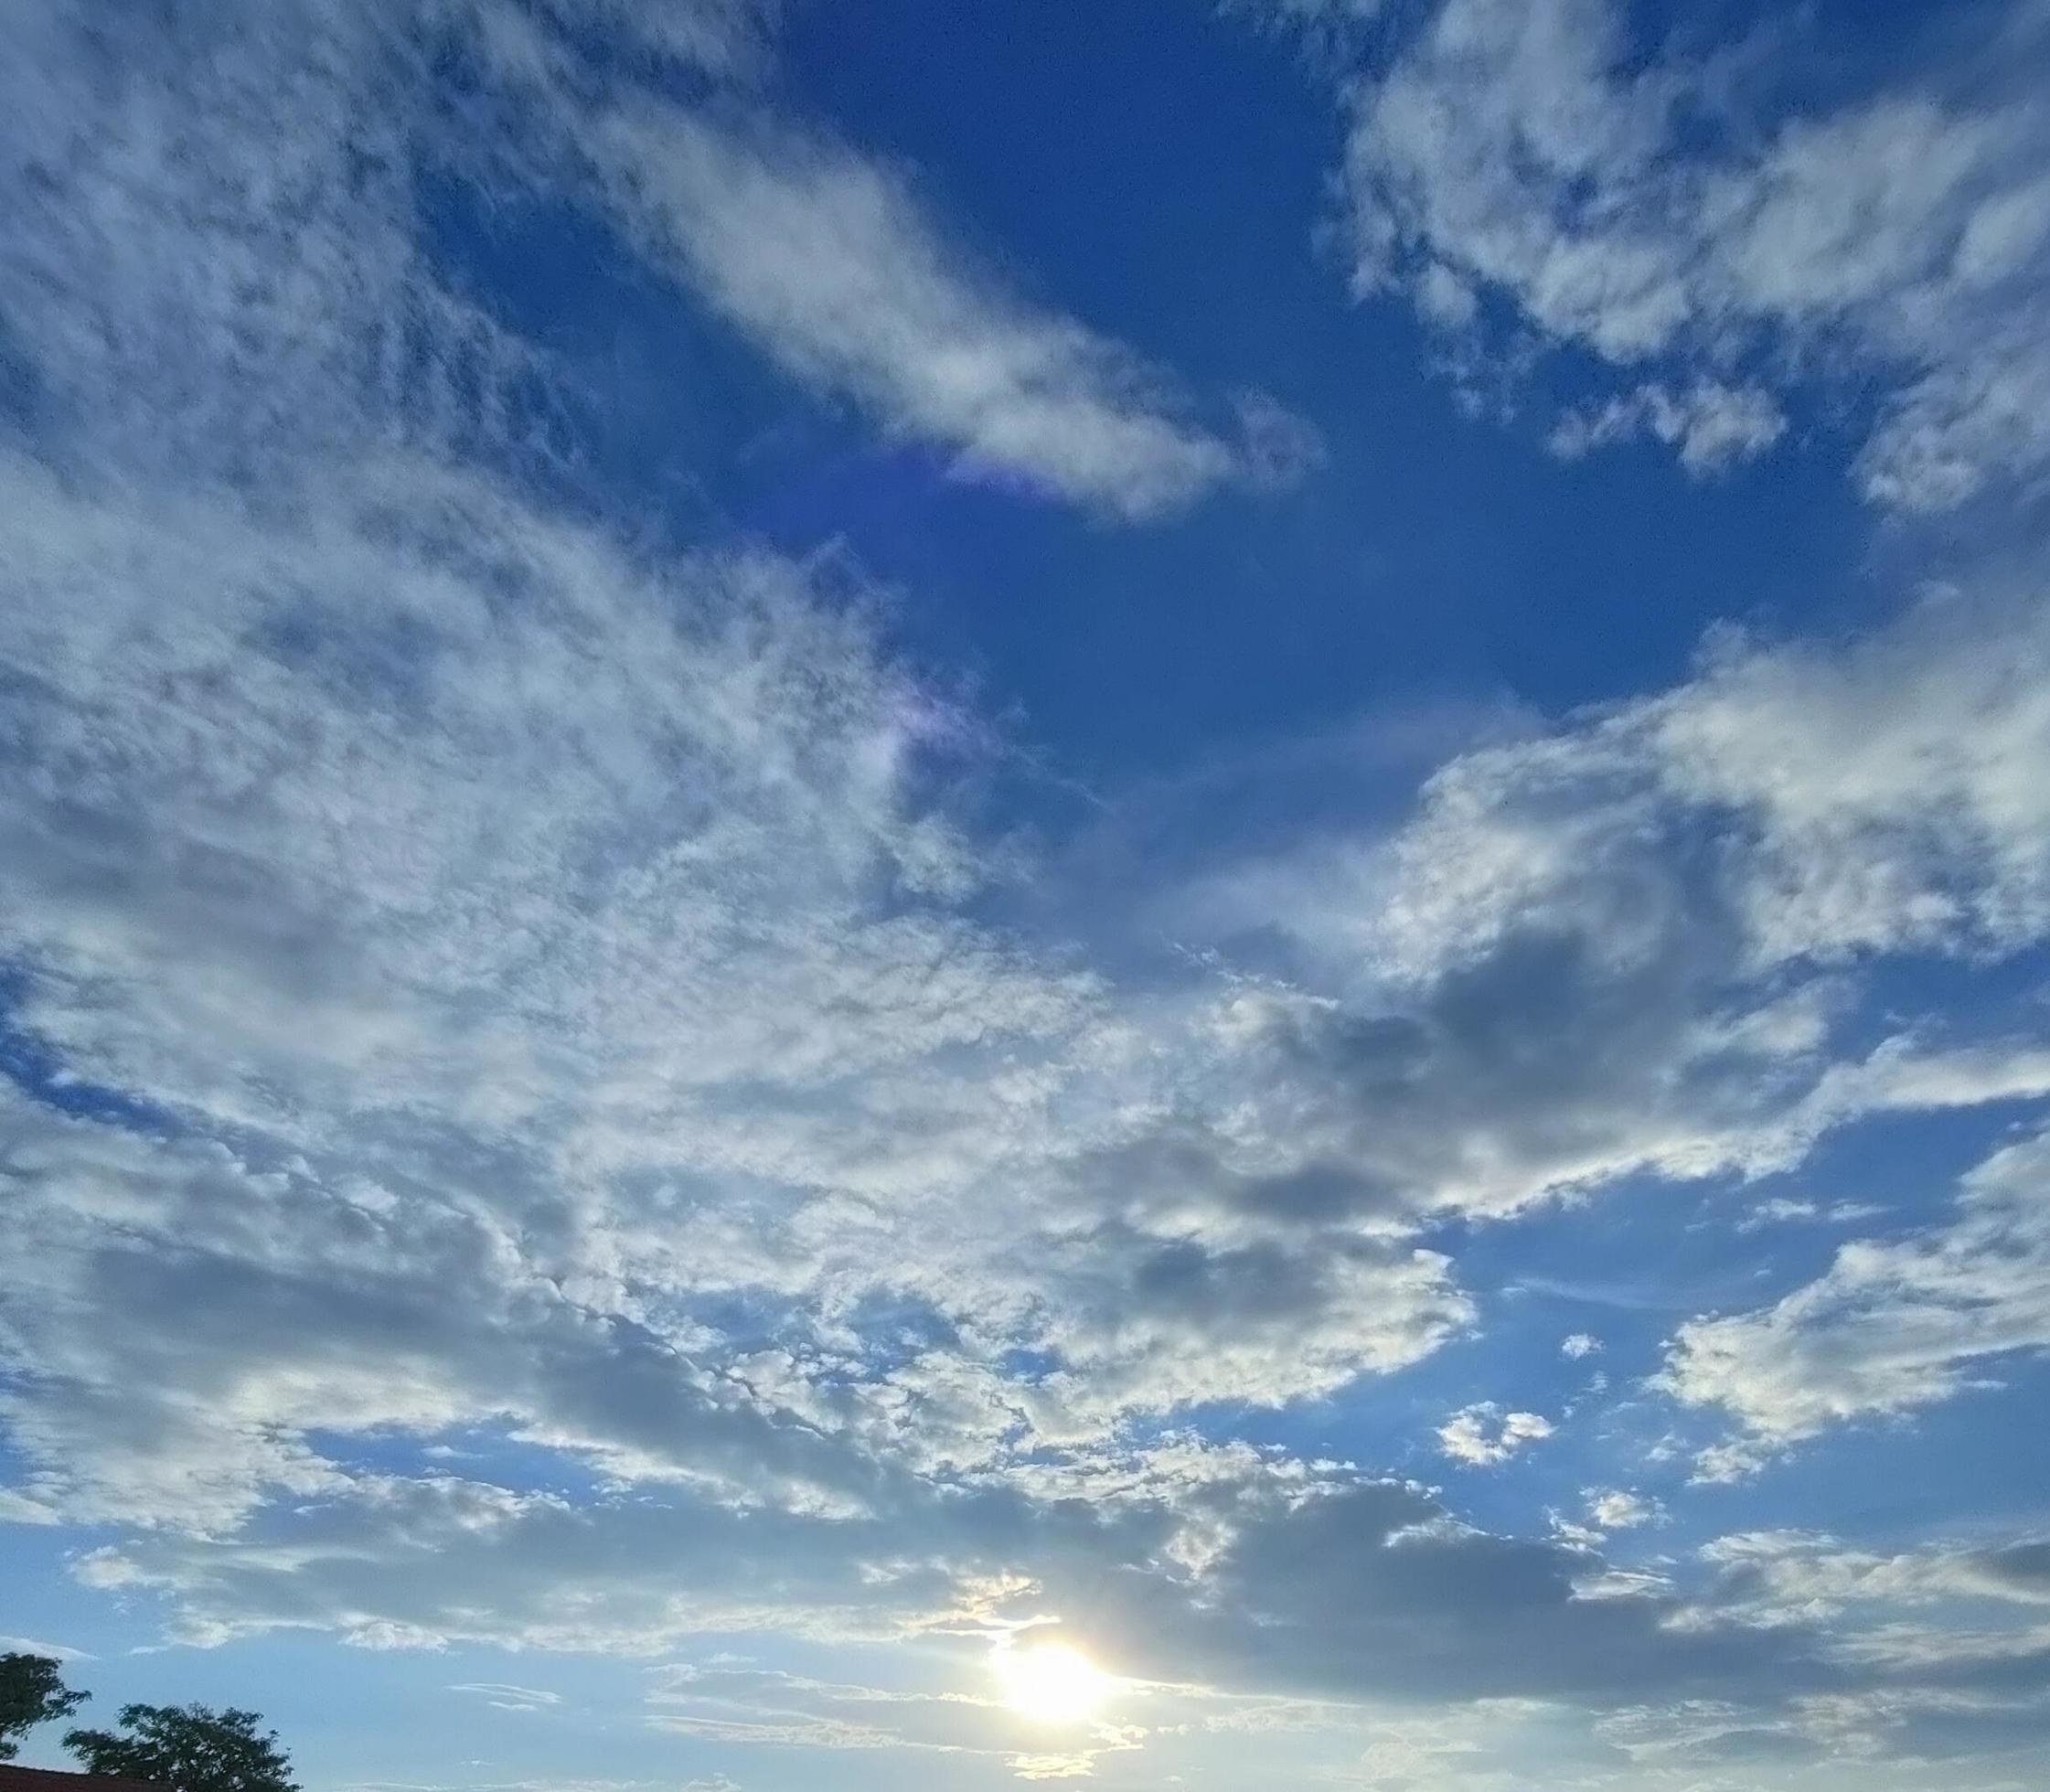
0, 1652, 88, 1761
64, 1704, 297, 1792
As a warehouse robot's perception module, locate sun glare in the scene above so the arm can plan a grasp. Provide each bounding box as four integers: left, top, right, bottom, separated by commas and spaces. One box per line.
992, 1639, 1115, 1724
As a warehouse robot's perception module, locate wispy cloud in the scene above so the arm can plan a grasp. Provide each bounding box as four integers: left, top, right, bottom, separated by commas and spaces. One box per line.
0, 1633, 91, 1659
449, 1683, 563, 1713
591, 107, 1285, 518
442, 0, 1299, 519
1547, 379, 1786, 474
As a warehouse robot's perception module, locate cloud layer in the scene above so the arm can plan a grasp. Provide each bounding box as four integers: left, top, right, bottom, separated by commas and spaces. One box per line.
3, 2, 2050, 1787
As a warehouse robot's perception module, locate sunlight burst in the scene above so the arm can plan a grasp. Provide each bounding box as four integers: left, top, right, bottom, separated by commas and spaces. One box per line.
992, 1640, 1115, 1724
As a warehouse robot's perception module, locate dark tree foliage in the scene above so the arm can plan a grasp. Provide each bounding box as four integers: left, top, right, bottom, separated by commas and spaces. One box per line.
64, 1704, 298, 1792
0, 1651, 88, 1760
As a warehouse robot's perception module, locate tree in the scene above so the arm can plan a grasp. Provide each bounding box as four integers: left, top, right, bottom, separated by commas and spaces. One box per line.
0, 1651, 88, 1760
64, 1704, 297, 1792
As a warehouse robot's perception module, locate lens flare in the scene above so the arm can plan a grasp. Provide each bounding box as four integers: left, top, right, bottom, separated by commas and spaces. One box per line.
993, 1639, 1115, 1724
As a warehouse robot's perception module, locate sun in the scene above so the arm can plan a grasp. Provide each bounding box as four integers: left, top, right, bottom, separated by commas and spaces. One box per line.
992, 1638, 1116, 1724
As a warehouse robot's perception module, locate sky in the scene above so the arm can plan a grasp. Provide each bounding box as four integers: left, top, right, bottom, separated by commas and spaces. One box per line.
2, 1, 2050, 1788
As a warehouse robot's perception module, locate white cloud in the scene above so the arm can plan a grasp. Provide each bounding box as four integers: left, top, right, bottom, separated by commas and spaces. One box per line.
1438, 1403, 1554, 1467
1737, 1197, 1886, 1233
1585, 1489, 1658, 1531
0, 1634, 90, 1660
1648, 593, 2050, 966
1167, 586, 2050, 1228
587, 107, 1276, 520
1408, 587, 2050, 979
1346, 0, 2050, 507
471, 1, 1316, 519
451, 0, 1322, 521
1547, 379, 1786, 474
1665, 1125, 2050, 1445
0, 1489, 64, 1525
449, 1683, 563, 1712
1705, 1525, 2050, 1624
1560, 1333, 1603, 1360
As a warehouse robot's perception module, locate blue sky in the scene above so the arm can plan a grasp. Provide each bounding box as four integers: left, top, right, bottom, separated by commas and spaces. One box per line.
3, 1, 2050, 1788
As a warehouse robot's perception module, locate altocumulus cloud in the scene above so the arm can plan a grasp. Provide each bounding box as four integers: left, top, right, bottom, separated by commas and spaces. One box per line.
0, 0, 1484, 1584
